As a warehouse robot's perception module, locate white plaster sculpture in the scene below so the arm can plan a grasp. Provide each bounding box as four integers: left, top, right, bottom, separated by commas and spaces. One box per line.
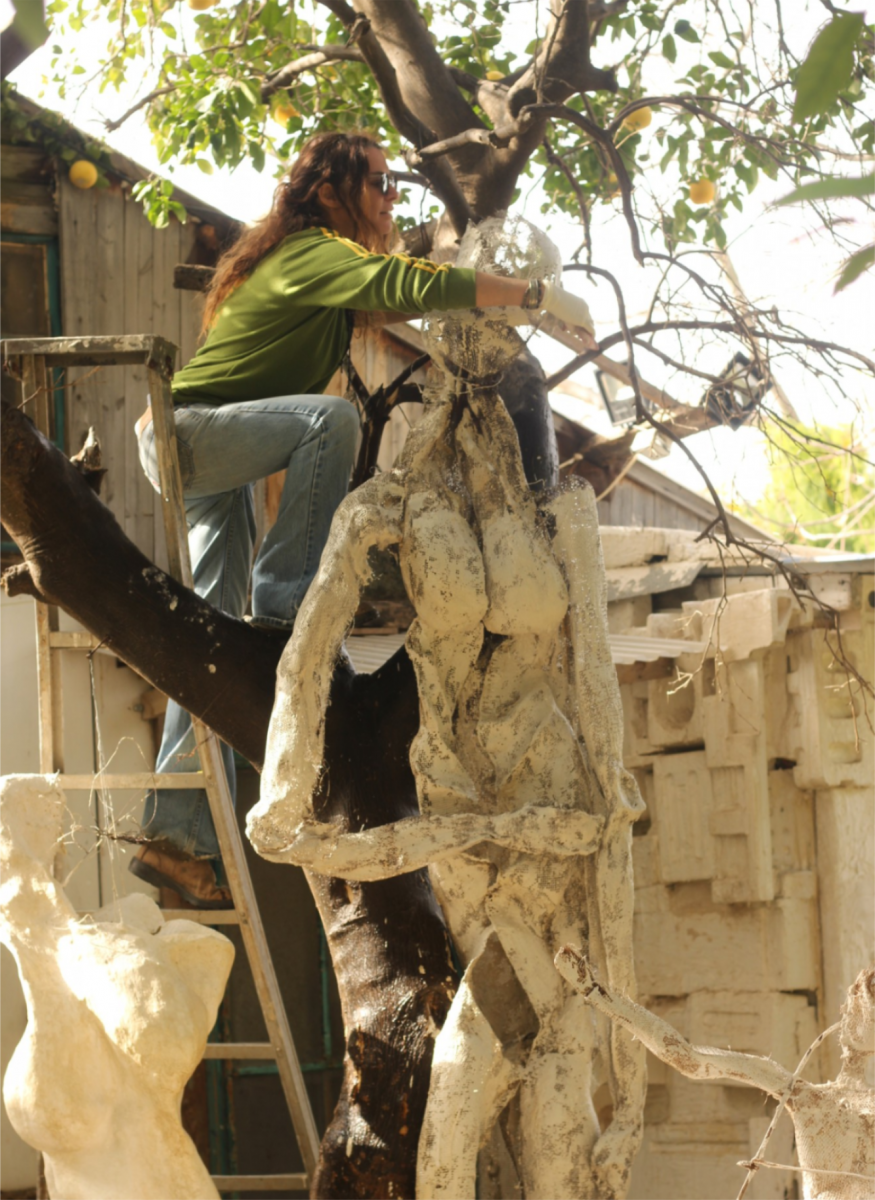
248, 216, 647, 1200
0, 773, 235, 1200
556, 947, 875, 1200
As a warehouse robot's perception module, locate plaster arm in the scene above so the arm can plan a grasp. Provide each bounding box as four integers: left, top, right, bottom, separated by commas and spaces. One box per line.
248, 475, 405, 855
255, 804, 604, 878
555, 947, 793, 1099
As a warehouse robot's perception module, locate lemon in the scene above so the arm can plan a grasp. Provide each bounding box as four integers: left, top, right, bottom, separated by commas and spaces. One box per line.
68, 160, 98, 189
272, 101, 299, 125
622, 105, 652, 132
188, 0, 217, 10
486, 69, 504, 81
688, 178, 716, 205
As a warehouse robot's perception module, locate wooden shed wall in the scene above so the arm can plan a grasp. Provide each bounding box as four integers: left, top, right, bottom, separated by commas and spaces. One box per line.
58, 176, 204, 573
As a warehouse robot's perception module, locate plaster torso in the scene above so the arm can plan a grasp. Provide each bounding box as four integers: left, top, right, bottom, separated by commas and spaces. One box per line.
789, 1078, 875, 1200
4, 914, 226, 1200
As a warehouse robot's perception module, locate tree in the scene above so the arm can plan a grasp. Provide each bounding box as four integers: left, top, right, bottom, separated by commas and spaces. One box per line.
733, 422, 875, 554
4, 3, 874, 1196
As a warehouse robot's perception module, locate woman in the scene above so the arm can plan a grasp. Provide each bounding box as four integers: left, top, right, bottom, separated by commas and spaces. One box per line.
131, 131, 596, 908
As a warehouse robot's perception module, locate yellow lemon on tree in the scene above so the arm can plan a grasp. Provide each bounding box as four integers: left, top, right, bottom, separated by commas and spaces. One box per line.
68, 160, 98, 189
273, 100, 299, 125
622, 105, 652, 132
689, 178, 716, 205
188, 0, 218, 10
486, 69, 504, 81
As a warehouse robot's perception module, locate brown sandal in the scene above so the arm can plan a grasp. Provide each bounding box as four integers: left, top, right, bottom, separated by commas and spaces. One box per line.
129, 843, 233, 910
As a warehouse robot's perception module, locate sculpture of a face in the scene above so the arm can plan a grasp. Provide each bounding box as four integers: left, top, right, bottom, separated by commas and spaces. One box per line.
840, 968, 875, 1056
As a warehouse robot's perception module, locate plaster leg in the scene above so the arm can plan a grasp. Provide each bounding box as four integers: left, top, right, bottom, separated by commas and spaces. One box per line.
416, 943, 523, 1200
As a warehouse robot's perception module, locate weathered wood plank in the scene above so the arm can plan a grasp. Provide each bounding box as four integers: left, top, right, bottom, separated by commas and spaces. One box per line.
1, 201, 57, 236
124, 189, 158, 561
0, 144, 52, 181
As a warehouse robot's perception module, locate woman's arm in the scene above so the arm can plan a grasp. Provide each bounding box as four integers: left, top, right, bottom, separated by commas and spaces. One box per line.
555, 947, 793, 1098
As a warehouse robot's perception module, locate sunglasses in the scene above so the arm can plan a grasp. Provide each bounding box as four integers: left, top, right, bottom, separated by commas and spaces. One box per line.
368, 171, 398, 196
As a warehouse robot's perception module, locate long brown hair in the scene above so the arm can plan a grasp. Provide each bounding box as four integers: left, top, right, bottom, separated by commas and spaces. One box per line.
203, 131, 385, 331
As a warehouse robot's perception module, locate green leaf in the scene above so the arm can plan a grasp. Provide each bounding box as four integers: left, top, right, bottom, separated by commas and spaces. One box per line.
834, 243, 875, 292
674, 20, 700, 43
777, 173, 874, 205
708, 51, 735, 70
792, 13, 865, 123
662, 35, 676, 63
195, 157, 214, 174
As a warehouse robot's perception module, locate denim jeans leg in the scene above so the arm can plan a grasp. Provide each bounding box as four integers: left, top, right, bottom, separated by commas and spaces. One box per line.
135, 395, 357, 854
250, 396, 359, 624
140, 481, 255, 859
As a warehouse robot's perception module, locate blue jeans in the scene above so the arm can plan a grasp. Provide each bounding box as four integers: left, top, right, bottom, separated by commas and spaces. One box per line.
136, 394, 359, 858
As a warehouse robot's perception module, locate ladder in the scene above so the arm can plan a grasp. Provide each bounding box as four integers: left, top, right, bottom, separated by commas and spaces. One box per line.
3, 334, 321, 1196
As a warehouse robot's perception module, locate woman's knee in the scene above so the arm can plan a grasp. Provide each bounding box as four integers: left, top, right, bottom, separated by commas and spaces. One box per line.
320, 396, 360, 447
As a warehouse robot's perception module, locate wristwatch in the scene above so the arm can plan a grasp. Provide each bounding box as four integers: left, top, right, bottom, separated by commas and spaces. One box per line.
521, 278, 545, 311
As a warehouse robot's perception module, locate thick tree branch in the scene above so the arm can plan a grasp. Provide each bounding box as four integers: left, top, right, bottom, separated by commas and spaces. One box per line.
317, 0, 474, 235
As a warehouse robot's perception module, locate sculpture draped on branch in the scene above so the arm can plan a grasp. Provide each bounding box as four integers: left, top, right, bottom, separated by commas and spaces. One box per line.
0, 774, 235, 1200
247, 217, 648, 1199
556, 947, 875, 1200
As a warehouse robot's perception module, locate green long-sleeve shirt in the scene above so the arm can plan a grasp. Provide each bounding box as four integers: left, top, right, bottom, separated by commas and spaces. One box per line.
172, 227, 477, 405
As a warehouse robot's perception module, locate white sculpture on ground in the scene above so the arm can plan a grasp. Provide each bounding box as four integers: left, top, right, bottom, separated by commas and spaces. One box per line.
1, 774, 235, 1200
247, 216, 647, 1199
556, 947, 875, 1200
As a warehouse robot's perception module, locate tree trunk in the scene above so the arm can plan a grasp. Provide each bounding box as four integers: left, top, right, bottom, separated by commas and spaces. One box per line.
0, 398, 457, 1199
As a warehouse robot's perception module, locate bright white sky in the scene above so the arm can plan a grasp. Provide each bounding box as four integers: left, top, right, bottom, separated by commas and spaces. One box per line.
4, 0, 874, 509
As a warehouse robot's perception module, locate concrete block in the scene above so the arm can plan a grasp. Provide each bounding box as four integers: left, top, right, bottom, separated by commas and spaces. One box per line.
815, 785, 875, 1080
634, 889, 818, 995
782, 626, 874, 790
703, 659, 767, 764
769, 771, 815, 887
682, 588, 797, 663
607, 595, 652, 633
689, 659, 775, 903
647, 671, 704, 748
652, 751, 714, 884
632, 832, 662, 888
600, 526, 671, 569
747, 1114, 797, 1200
687, 990, 818, 1079
620, 679, 656, 767
628, 1128, 750, 1200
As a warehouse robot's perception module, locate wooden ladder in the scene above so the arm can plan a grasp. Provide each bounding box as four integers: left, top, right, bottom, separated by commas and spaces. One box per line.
3, 334, 321, 1196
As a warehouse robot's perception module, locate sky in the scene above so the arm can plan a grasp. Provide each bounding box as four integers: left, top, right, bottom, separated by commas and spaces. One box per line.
4, 0, 873, 511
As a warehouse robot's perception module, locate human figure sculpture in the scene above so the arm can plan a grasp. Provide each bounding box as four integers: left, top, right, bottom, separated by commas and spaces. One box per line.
247, 217, 647, 1200
0, 774, 235, 1200
556, 947, 875, 1200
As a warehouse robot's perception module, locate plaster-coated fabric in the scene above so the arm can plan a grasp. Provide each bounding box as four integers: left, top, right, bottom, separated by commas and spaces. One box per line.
0, 774, 235, 1200
248, 217, 647, 1199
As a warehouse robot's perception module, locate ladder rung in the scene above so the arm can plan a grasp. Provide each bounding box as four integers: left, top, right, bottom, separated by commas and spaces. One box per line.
162, 908, 242, 924
48, 631, 106, 650
212, 1175, 308, 1192
55, 772, 207, 789
76, 908, 242, 925
203, 1042, 276, 1059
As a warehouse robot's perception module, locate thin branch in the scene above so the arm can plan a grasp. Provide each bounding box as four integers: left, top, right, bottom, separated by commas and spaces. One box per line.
262, 44, 364, 99
105, 84, 177, 132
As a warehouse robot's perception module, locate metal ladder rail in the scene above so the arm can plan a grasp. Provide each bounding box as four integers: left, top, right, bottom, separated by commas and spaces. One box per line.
4, 335, 320, 1194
